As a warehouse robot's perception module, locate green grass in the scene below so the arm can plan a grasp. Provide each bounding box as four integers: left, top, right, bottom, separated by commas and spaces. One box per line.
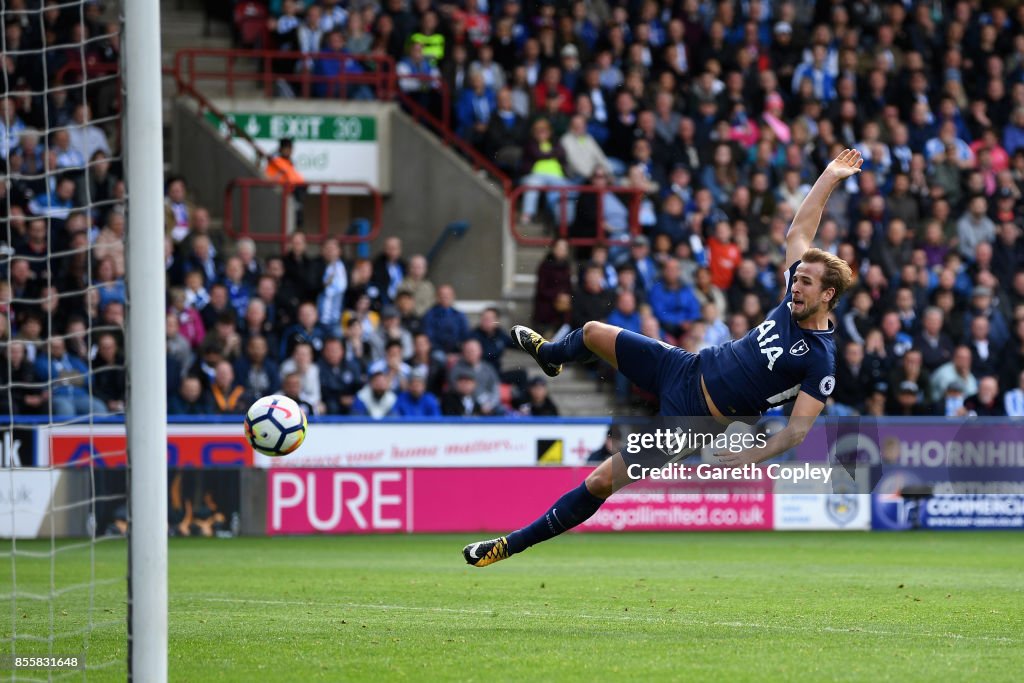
3, 533, 1024, 681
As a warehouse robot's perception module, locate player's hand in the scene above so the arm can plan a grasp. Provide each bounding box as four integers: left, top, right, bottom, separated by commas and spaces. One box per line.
825, 149, 863, 180
716, 450, 756, 467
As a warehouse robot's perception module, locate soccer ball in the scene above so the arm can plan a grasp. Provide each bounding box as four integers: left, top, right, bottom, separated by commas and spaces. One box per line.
244, 395, 308, 457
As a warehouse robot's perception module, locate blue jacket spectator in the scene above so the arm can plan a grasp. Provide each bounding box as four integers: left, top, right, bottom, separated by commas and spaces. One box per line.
395, 368, 441, 416
314, 31, 371, 99
34, 337, 106, 416
647, 259, 701, 336
422, 285, 469, 354
455, 71, 496, 140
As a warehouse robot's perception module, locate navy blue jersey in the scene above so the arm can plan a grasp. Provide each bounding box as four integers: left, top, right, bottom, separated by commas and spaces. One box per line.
698, 261, 837, 416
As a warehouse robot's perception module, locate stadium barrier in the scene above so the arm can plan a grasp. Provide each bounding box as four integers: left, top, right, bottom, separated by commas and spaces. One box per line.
9, 417, 1023, 537
223, 179, 383, 247
507, 184, 648, 247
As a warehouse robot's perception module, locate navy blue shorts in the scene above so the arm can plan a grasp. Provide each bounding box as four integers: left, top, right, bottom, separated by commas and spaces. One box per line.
614, 329, 712, 417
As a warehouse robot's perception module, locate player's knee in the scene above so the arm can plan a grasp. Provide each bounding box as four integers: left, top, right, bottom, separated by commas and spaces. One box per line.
585, 467, 614, 498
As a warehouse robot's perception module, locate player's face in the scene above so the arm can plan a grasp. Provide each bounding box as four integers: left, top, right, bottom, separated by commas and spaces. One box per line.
791, 262, 831, 322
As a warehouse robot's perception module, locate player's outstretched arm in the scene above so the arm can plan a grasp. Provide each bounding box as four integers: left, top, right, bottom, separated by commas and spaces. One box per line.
716, 391, 825, 466
784, 149, 863, 269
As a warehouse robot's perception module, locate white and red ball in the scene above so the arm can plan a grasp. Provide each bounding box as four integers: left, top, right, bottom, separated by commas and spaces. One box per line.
244, 395, 308, 456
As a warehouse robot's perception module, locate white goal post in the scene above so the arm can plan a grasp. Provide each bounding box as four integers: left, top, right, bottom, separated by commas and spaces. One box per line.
124, 0, 167, 680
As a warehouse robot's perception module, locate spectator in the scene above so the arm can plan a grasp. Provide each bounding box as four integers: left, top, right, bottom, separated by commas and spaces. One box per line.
956, 195, 997, 259
963, 286, 1011, 352
396, 42, 441, 107
382, 340, 412, 392
409, 332, 446, 397
279, 342, 322, 414
1003, 370, 1024, 417
169, 376, 211, 415
441, 367, 484, 416
67, 103, 110, 162
891, 381, 934, 416
396, 254, 436, 318
351, 361, 397, 418
963, 376, 1005, 417
92, 333, 126, 414
470, 307, 509, 373
183, 233, 221, 287
647, 258, 701, 338
371, 236, 406, 306
169, 287, 206, 350
518, 118, 573, 225
280, 372, 316, 417
914, 307, 955, 371
265, 139, 306, 226
164, 176, 194, 240
483, 87, 527, 174
517, 376, 559, 416
317, 237, 348, 333
929, 345, 979, 403
165, 311, 192, 380
394, 366, 441, 417
240, 298, 278, 353
280, 301, 330, 359
571, 262, 614, 328
455, 69, 496, 144
422, 284, 469, 355
318, 336, 362, 415
449, 338, 502, 414
93, 210, 126, 278
532, 238, 572, 335
34, 336, 105, 416
282, 232, 322, 304
235, 335, 279, 401
221, 256, 251, 321
394, 290, 422, 336
560, 113, 610, 180
1, 341, 46, 414
208, 360, 251, 415
200, 284, 234, 334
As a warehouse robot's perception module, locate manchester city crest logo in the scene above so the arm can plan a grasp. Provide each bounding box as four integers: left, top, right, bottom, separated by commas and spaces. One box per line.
825, 494, 858, 526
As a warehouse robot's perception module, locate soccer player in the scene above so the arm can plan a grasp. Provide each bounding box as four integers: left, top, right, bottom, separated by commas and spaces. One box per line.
463, 149, 863, 567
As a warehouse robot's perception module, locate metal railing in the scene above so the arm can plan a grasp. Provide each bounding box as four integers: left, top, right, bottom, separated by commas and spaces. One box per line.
223, 178, 382, 247
508, 184, 646, 246
173, 48, 398, 101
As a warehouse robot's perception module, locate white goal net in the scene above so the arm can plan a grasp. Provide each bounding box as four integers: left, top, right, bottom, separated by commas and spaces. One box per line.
0, 0, 162, 679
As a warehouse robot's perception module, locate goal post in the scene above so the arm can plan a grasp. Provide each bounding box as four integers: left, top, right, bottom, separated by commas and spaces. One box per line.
123, 0, 167, 680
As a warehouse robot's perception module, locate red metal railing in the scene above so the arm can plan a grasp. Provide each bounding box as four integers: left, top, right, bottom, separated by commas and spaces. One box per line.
223, 179, 382, 247
174, 48, 397, 101
508, 185, 646, 247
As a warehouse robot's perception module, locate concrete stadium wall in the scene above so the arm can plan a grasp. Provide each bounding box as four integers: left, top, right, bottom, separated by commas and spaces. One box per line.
383, 110, 508, 300
171, 98, 283, 240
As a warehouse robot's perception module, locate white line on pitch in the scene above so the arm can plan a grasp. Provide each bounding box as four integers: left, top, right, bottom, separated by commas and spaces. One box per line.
185, 596, 1018, 644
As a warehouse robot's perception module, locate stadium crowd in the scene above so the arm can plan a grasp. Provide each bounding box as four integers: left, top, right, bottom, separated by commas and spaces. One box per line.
3, 0, 1024, 419
236, 0, 1024, 416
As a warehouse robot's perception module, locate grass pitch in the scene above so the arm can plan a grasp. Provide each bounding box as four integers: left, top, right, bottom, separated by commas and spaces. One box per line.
3, 532, 1024, 681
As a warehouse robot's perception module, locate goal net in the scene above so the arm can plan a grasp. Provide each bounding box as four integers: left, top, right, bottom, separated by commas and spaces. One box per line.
1, 0, 163, 678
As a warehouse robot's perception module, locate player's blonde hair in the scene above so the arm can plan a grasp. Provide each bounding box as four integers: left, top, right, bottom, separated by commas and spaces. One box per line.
801, 247, 853, 310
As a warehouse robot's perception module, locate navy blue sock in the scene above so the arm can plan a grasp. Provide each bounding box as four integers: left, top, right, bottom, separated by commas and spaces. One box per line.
537, 327, 595, 365
506, 482, 606, 554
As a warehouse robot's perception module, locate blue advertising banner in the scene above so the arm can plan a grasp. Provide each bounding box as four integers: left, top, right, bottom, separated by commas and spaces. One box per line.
872, 493, 1024, 530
